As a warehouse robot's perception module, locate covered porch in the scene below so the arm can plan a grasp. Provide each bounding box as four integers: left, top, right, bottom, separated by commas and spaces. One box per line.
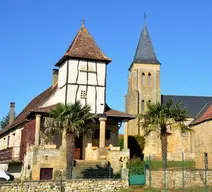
25, 104, 135, 179
32, 104, 135, 161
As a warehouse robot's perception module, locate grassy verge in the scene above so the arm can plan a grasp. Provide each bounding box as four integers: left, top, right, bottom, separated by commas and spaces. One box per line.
129, 158, 195, 170
150, 160, 195, 170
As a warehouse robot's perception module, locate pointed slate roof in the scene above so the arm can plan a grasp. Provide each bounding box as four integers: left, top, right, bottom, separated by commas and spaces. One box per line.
133, 22, 160, 65
55, 24, 111, 66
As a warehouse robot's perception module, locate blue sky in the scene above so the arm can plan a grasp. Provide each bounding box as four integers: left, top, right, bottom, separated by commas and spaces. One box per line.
1, 1, 212, 133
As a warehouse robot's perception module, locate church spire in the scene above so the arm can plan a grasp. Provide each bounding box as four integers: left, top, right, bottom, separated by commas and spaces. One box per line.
133, 21, 160, 64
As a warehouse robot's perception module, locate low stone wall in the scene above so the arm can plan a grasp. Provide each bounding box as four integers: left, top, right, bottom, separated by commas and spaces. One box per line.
146, 169, 212, 189
0, 179, 128, 192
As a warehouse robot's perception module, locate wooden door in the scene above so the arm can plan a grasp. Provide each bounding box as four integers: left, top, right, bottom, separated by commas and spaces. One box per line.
75, 135, 83, 159
40, 168, 53, 180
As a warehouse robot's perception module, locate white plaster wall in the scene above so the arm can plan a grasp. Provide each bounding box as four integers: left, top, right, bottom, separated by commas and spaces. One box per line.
88, 72, 97, 85
68, 59, 78, 83
78, 60, 87, 84
96, 87, 105, 114
88, 61, 97, 85
0, 138, 3, 150
2, 137, 7, 149
87, 86, 96, 113
41, 59, 106, 115
97, 62, 106, 86
58, 61, 67, 88
66, 85, 77, 104
41, 87, 65, 107
88, 61, 96, 72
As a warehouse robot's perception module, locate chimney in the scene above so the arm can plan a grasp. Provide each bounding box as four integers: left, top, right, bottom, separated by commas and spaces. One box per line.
9, 102, 15, 125
52, 69, 59, 86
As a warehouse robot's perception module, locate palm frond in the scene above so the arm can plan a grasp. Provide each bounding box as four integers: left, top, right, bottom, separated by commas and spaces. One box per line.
47, 101, 96, 139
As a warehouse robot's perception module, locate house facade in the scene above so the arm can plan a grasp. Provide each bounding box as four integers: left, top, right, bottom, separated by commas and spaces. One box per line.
0, 22, 134, 180
189, 102, 212, 169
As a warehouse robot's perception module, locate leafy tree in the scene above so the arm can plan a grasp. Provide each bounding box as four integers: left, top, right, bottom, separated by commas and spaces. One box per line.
45, 101, 95, 179
0, 112, 16, 130
139, 99, 191, 169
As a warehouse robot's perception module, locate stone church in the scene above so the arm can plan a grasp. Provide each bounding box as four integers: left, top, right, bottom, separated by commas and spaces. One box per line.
125, 21, 212, 162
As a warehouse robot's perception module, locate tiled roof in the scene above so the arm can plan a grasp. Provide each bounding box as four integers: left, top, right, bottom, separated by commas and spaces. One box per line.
190, 102, 212, 125
0, 85, 57, 136
32, 104, 57, 113
35, 103, 136, 120
104, 104, 136, 119
55, 25, 111, 66
161, 95, 212, 118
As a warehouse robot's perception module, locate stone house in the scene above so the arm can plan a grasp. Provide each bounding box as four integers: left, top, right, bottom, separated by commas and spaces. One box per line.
0, 22, 134, 180
189, 102, 212, 169
125, 21, 212, 161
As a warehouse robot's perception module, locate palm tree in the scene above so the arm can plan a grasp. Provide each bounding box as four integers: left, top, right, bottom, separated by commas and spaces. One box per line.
139, 99, 191, 169
45, 101, 95, 179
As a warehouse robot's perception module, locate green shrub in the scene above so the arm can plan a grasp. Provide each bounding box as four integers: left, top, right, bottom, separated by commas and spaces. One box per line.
118, 135, 145, 160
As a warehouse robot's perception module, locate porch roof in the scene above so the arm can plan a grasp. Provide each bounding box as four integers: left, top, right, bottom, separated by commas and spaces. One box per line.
33, 104, 136, 121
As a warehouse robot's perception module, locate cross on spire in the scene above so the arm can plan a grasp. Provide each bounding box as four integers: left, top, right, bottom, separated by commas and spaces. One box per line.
144, 12, 147, 21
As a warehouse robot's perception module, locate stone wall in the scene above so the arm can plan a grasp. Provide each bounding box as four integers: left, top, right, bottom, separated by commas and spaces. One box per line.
23, 145, 66, 180
146, 169, 212, 189
0, 179, 128, 192
191, 120, 212, 169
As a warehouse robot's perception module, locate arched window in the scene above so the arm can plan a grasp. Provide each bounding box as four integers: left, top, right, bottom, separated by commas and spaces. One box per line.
142, 73, 145, 86
141, 100, 145, 113
148, 73, 151, 86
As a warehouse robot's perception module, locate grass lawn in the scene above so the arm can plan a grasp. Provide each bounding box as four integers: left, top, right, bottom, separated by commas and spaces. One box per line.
129, 160, 195, 170
150, 160, 195, 170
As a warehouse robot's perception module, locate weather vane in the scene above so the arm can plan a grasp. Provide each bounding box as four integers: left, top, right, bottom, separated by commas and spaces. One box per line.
144, 12, 147, 21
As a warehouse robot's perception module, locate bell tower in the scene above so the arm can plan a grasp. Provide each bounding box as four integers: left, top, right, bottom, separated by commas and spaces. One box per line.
125, 21, 161, 135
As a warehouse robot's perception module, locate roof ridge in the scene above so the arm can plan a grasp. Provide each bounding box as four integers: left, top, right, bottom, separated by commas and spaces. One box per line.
163, 94, 212, 98
0, 85, 57, 135
190, 101, 212, 125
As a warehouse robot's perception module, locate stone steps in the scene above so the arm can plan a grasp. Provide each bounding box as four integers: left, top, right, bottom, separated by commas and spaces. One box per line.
72, 160, 113, 179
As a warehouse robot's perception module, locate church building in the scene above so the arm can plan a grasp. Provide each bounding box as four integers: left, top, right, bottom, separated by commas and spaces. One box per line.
125, 20, 212, 162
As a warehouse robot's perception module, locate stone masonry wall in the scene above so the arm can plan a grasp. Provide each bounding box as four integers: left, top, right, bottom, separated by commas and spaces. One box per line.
0, 179, 128, 192
146, 170, 212, 189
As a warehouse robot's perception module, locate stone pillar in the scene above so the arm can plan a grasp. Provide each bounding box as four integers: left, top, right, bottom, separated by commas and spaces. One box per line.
35, 114, 42, 146
99, 117, 107, 148
123, 120, 128, 150
62, 130, 66, 147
